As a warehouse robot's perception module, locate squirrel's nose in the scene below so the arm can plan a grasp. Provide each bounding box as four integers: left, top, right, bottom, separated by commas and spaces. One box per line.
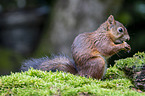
128, 36, 130, 41
124, 35, 130, 41
126, 35, 130, 41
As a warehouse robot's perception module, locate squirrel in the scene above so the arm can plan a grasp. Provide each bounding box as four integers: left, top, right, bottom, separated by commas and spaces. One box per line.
21, 15, 131, 79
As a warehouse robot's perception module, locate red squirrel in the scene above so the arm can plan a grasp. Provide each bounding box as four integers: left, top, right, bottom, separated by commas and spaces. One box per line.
21, 15, 131, 79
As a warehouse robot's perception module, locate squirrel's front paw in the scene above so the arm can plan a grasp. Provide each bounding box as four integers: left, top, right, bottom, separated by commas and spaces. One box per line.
123, 41, 131, 52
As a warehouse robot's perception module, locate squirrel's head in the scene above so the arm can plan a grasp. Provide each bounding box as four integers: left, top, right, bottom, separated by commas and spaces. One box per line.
106, 15, 130, 44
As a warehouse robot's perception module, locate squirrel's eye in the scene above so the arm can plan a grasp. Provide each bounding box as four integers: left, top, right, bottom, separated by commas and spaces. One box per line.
117, 27, 124, 33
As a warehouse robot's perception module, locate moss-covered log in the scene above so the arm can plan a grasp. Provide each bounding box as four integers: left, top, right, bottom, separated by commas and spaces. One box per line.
115, 52, 145, 91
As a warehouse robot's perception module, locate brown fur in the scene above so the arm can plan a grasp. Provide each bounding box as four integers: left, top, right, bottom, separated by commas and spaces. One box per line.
71, 15, 131, 79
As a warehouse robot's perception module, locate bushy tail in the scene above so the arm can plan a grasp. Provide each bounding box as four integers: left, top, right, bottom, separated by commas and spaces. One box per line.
21, 56, 49, 71
21, 55, 78, 75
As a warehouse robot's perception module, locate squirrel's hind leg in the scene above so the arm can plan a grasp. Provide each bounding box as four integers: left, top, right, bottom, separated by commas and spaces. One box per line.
78, 57, 106, 79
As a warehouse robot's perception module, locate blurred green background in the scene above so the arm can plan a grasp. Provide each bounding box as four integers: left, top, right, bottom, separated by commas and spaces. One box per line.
0, 0, 145, 75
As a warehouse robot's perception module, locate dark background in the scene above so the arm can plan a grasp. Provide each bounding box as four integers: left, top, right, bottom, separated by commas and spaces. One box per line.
0, 0, 145, 75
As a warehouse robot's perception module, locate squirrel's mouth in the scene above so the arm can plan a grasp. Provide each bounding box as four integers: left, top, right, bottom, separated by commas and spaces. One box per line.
114, 37, 128, 44
114, 40, 123, 44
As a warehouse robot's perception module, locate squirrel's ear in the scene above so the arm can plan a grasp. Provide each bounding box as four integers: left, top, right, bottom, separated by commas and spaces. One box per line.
107, 15, 115, 25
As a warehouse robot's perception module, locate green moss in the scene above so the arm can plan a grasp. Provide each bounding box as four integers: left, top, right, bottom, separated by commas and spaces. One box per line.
0, 68, 145, 96
115, 52, 145, 71
104, 65, 126, 80
1, 52, 145, 95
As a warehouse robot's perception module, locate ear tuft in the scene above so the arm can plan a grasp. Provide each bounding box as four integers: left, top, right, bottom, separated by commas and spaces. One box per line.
107, 15, 115, 25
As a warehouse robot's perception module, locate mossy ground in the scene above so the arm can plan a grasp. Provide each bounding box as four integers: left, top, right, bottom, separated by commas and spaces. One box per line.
0, 52, 145, 96
0, 68, 144, 96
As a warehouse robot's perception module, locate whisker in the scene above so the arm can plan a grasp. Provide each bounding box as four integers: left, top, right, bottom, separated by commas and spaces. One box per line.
115, 51, 121, 58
